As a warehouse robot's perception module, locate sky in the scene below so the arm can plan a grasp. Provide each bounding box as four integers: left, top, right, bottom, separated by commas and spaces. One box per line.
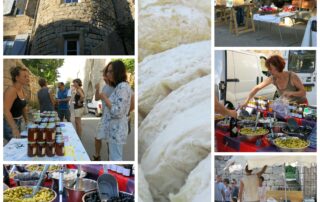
57, 58, 87, 83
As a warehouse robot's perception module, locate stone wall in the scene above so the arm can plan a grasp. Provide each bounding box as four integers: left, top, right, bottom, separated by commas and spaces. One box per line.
3, 16, 34, 38
4, 0, 38, 38
29, 0, 134, 55
215, 156, 316, 197
3, 59, 40, 106
83, 59, 110, 100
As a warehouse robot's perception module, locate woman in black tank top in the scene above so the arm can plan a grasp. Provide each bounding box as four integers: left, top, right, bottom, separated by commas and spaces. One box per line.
4, 66, 30, 141
73, 79, 85, 138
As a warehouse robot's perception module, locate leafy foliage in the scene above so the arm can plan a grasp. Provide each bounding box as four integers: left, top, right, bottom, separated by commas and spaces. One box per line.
22, 59, 64, 84
112, 58, 134, 74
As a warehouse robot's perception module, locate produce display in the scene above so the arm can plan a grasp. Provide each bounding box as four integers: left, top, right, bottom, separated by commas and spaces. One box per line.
25, 165, 62, 172
274, 137, 309, 149
240, 127, 269, 136
4, 186, 56, 202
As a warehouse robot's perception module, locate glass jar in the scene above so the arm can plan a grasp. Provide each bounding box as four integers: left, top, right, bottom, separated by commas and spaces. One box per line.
27, 142, 37, 157
46, 142, 55, 157
28, 124, 38, 142
46, 125, 56, 142
37, 142, 46, 157
37, 126, 46, 142
55, 138, 65, 156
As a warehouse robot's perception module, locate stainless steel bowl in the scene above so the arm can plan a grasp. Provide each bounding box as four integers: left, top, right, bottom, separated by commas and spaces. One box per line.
3, 186, 57, 202
239, 127, 269, 143
273, 137, 310, 152
13, 172, 41, 186
272, 121, 287, 133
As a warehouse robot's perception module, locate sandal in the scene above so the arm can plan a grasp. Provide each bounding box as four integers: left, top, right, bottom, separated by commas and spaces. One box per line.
93, 155, 101, 161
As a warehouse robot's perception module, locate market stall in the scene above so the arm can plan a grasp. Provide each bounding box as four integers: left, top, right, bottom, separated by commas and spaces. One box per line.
4, 164, 135, 202
3, 122, 90, 161
215, 97, 317, 152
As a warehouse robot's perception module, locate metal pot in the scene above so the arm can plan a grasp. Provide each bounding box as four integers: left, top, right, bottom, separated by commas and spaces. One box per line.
65, 178, 97, 202
13, 172, 42, 186
272, 121, 287, 133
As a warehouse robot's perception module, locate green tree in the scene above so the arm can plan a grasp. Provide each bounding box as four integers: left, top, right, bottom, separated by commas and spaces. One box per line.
112, 58, 134, 74
22, 59, 64, 85
112, 58, 135, 88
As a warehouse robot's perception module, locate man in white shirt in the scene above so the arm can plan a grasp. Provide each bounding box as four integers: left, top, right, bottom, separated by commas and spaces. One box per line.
258, 176, 267, 202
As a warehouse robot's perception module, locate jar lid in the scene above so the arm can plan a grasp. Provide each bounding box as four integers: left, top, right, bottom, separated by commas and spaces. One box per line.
28, 141, 37, 144
38, 142, 46, 144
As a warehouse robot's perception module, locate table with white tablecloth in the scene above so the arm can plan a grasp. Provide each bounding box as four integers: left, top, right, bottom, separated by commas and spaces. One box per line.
3, 122, 90, 161
253, 12, 298, 43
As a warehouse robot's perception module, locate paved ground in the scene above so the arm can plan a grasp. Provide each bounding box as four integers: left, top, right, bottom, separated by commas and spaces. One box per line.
215, 22, 307, 47
70, 112, 135, 161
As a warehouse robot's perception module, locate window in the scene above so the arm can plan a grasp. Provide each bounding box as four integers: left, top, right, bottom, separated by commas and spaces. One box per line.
64, 39, 79, 55
64, 0, 78, 3
3, 40, 14, 55
288, 50, 316, 73
260, 56, 271, 77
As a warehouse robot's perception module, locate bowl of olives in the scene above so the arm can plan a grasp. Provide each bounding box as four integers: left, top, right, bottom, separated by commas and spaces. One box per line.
239, 127, 269, 142
273, 137, 310, 152
4, 186, 56, 202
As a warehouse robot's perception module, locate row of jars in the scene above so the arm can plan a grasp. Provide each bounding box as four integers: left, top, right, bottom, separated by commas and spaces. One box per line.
28, 124, 62, 142
28, 135, 65, 157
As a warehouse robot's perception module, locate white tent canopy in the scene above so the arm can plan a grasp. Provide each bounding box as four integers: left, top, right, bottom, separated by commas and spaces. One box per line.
224, 155, 316, 173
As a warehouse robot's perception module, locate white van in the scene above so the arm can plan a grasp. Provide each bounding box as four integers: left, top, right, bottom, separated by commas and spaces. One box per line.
215, 50, 277, 108
282, 50, 317, 106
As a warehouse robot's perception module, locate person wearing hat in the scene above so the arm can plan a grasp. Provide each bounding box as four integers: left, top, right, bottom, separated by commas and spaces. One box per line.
238, 165, 267, 202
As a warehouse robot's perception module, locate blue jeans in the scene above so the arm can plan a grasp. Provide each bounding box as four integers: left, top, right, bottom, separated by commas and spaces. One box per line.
58, 109, 71, 122
3, 118, 22, 141
108, 143, 123, 161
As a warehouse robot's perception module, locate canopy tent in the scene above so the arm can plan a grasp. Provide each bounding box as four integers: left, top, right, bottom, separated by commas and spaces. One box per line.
224, 155, 316, 172
223, 155, 316, 201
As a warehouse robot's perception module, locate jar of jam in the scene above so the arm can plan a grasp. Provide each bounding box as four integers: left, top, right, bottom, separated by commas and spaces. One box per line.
28, 124, 38, 142
46, 125, 56, 142
46, 142, 55, 157
37, 142, 46, 157
37, 126, 46, 142
27, 142, 37, 157
55, 136, 64, 156
34, 118, 42, 125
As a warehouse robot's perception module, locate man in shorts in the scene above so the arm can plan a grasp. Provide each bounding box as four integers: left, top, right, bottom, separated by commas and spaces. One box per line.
56, 82, 71, 122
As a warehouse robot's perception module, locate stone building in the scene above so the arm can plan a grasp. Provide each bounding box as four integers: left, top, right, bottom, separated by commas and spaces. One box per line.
82, 59, 110, 101
3, 59, 40, 107
215, 156, 317, 199
3, 0, 134, 55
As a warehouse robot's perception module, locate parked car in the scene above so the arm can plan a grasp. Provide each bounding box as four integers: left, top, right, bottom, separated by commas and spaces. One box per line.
87, 95, 102, 117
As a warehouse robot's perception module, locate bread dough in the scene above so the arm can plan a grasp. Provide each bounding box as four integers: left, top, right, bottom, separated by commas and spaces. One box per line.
139, 0, 211, 18
139, 75, 211, 159
138, 166, 154, 202
138, 5, 210, 60
138, 40, 211, 120
140, 92, 211, 201
169, 154, 211, 202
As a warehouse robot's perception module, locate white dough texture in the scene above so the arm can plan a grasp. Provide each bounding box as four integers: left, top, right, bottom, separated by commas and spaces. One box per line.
138, 5, 210, 60
169, 154, 211, 202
